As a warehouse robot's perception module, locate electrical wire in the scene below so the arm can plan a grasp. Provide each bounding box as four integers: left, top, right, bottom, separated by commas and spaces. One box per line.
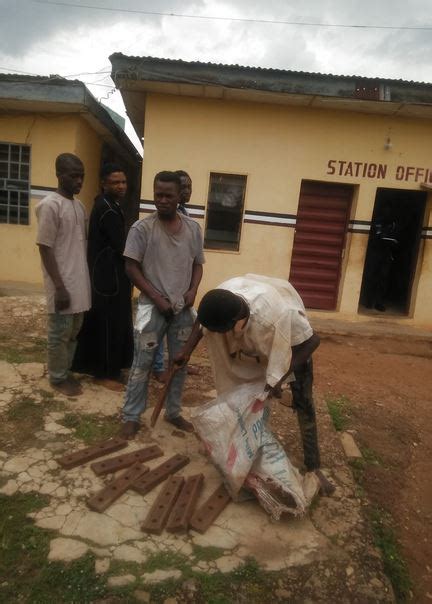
32, 0, 432, 31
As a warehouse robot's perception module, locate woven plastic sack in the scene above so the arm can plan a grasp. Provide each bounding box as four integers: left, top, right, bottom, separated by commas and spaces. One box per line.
191, 381, 318, 519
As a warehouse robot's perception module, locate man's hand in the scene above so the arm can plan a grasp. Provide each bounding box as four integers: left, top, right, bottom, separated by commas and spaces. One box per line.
183, 288, 197, 308
264, 383, 283, 399
154, 296, 174, 321
54, 286, 71, 312
172, 349, 191, 370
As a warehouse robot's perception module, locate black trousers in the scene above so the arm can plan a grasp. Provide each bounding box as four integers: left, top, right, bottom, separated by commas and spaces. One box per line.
289, 359, 321, 471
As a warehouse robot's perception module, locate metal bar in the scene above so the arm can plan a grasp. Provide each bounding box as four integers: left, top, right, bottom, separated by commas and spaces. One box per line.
91, 444, 164, 476
131, 454, 190, 496
142, 475, 184, 534
150, 367, 176, 428
189, 484, 231, 534
57, 437, 127, 470
87, 462, 148, 513
166, 473, 204, 533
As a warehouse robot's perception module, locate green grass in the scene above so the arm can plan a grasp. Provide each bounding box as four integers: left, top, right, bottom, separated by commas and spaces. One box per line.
0, 494, 295, 604
325, 395, 350, 431
368, 507, 412, 602
361, 446, 383, 466
193, 544, 225, 562
348, 458, 366, 483
7, 396, 44, 426
60, 413, 119, 444
143, 551, 189, 573
0, 492, 134, 603
0, 336, 46, 364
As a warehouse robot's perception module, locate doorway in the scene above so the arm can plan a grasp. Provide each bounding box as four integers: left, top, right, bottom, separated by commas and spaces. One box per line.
359, 188, 426, 315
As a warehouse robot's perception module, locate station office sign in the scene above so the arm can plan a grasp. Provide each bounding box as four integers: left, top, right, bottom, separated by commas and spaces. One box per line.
326, 159, 432, 184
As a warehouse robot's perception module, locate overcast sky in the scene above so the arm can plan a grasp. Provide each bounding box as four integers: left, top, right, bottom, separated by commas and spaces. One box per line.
1, 0, 432, 151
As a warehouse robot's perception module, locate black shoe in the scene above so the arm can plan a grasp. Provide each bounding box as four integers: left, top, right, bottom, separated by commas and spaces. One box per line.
164, 415, 194, 433
119, 420, 140, 440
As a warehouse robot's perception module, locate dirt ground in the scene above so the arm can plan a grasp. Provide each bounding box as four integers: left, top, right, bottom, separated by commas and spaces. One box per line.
313, 330, 432, 603
1, 292, 431, 602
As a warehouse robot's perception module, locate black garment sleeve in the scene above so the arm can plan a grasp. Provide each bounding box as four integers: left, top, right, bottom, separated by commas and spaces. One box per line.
99, 209, 126, 255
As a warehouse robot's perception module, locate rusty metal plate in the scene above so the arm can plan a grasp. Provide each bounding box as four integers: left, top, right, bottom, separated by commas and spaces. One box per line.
90, 445, 164, 476
142, 475, 184, 535
166, 473, 204, 533
57, 437, 127, 470
132, 454, 190, 496
87, 462, 148, 513
189, 484, 231, 534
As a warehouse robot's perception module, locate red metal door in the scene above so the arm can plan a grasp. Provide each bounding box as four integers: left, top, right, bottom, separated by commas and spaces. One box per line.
289, 181, 352, 310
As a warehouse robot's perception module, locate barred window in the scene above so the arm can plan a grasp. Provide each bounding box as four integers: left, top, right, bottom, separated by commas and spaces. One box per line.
204, 173, 247, 251
0, 143, 30, 225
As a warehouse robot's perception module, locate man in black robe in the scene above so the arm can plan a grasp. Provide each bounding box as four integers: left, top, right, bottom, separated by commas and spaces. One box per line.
72, 164, 133, 390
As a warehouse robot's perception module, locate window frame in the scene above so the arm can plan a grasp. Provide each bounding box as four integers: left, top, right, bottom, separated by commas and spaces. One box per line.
203, 171, 248, 252
0, 141, 31, 226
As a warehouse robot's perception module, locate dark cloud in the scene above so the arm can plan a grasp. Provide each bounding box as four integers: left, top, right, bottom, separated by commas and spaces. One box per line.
0, 0, 201, 56
0, 0, 431, 82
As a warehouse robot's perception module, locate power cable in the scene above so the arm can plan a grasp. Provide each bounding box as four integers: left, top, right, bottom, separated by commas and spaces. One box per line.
32, 0, 432, 31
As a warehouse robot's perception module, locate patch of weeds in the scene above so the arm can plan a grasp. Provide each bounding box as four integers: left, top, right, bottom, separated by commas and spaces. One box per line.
29, 553, 108, 603
37, 388, 54, 400
361, 446, 383, 466
349, 458, 366, 484
148, 578, 181, 602
0, 492, 50, 601
7, 396, 44, 427
197, 558, 271, 603
325, 395, 350, 431
368, 506, 412, 602
0, 337, 46, 364
108, 558, 142, 577
1, 396, 46, 449
0, 492, 135, 603
143, 551, 189, 573
60, 413, 119, 444
192, 544, 225, 562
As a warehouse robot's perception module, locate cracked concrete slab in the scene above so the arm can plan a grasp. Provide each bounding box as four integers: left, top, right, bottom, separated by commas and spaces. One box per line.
0, 307, 394, 603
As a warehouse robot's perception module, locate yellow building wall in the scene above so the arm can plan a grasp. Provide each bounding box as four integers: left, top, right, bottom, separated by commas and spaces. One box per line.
141, 93, 432, 326
0, 114, 104, 285
73, 118, 103, 213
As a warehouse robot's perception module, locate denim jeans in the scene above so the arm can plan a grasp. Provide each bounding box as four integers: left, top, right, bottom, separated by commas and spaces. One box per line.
122, 306, 194, 423
47, 313, 84, 384
153, 340, 165, 373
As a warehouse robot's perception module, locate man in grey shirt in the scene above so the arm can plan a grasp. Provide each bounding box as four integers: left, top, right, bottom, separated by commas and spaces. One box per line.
36, 153, 91, 397
120, 170, 205, 438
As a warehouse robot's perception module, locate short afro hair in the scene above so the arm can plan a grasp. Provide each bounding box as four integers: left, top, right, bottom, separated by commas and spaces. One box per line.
100, 163, 125, 179
55, 153, 83, 174
198, 289, 243, 332
154, 171, 181, 190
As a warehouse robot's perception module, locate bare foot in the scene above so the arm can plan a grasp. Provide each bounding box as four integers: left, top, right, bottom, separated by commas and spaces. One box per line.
315, 469, 335, 496
186, 365, 200, 376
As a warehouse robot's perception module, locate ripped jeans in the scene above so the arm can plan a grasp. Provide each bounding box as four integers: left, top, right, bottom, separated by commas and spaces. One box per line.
122, 305, 194, 423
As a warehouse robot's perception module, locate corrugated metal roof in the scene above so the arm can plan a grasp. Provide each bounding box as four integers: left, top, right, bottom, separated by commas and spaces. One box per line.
0, 73, 139, 162
0, 73, 83, 85
110, 52, 432, 87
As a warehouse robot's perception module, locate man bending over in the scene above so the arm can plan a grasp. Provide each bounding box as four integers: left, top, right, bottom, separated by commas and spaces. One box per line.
175, 273, 334, 494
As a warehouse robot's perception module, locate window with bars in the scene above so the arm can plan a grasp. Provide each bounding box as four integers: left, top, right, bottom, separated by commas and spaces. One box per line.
204, 173, 247, 251
0, 143, 31, 225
